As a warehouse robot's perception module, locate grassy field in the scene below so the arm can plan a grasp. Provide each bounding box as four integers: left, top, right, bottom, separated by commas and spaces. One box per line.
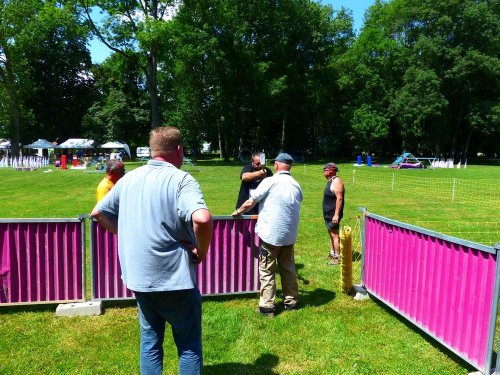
0, 160, 499, 374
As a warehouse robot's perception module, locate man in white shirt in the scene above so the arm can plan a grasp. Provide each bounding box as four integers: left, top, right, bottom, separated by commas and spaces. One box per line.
232, 153, 303, 318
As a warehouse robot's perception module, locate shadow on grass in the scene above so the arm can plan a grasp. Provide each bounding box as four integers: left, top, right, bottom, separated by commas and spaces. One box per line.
299, 288, 336, 307
295, 263, 310, 285
370, 297, 477, 373
0, 303, 56, 314
204, 353, 279, 375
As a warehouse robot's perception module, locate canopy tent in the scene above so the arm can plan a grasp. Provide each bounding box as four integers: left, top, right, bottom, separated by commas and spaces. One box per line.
58, 138, 95, 149
0, 139, 10, 148
23, 139, 56, 149
98, 141, 131, 158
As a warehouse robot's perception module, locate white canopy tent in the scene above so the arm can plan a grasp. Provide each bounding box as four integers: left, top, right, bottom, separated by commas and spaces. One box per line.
98, 141, 131, 158
58, 138, 95, 149
23, 139, 56, 149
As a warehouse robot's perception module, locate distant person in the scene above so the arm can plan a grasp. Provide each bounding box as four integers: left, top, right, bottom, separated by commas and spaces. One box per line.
235, 152, 273, 215
77, 149, 83, 159
233, 153, 302, 318
91, 126, 213, 374
95, 160, 125, 202
322, 162, 345, 265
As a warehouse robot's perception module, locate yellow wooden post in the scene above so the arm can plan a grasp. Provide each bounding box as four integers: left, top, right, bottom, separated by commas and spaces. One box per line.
340, 226, 353, 294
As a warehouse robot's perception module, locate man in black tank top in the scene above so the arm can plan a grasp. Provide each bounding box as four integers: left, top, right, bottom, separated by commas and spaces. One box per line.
322, 162, 345, 264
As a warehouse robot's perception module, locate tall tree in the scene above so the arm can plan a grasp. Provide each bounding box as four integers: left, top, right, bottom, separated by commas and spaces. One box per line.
171, 0, 350, 159
21, 1, 95, 142
82, 53, 150, 146
1, 0, 94, 154
81, 0, 180, 128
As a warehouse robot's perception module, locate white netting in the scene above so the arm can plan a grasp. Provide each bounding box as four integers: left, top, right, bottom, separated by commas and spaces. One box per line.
349, 168, 499, 286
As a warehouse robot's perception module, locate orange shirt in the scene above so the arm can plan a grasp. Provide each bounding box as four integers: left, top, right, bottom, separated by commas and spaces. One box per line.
96, 177, 115, 202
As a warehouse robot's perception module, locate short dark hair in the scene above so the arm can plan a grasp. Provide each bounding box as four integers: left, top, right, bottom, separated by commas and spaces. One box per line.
106, 160, 125, 175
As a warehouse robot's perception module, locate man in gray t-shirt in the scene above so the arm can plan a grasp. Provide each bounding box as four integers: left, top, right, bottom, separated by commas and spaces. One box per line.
232, 152, 302, 318
92, 126, 213, 375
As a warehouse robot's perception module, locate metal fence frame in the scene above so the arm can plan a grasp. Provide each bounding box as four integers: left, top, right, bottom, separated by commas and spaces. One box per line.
89, 215, 260, 301
360, 209, 500, 374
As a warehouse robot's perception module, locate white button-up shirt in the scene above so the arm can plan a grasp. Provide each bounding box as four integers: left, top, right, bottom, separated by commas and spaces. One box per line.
250, 171, 303, 246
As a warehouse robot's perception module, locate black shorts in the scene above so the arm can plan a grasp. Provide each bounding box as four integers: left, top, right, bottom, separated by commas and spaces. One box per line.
325, 220, 340, 231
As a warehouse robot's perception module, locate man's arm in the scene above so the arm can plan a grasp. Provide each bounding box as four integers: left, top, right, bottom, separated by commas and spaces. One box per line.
331, 178, 345, 225
231, 198, 258, 216
191, 208, 213, 263
91, 208, 118, 234
241, 169, 267, 182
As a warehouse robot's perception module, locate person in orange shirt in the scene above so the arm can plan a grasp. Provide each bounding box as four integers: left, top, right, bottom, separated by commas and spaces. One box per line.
96, 159, 125, 202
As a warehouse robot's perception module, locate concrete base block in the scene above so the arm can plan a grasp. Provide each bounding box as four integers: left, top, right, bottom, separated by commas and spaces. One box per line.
353, 284, 370, 301
468, 370, 494, 375
56, 301, 103, 317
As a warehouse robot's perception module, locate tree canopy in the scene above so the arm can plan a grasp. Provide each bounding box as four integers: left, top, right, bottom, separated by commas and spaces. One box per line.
0, 0, 497, 159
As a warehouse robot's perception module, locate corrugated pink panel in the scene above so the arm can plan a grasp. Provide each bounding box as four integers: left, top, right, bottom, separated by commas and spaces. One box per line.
197, 218, 260, 295
363, 215, 497, 370
91, 217, 259, 300
92, 224, 134, 300
0, 221, 83, 304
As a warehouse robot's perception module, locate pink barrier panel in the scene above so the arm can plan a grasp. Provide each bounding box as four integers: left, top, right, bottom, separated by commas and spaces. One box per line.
197, 218, 260, 295
92, 224, 133, 300
0, 220, 84, 305
363, 213, 500, 374
91, 216, 260, 300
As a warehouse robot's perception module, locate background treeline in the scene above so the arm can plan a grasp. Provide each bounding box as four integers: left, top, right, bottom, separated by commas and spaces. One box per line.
0, 0, 498, 161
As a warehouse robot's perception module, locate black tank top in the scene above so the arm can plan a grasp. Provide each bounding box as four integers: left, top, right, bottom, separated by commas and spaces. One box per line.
322, 177, 344, 220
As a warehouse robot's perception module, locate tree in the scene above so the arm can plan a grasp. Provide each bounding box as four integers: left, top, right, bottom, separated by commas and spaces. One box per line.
82, 53, 149, 146
1, 0, 94, 155
171, 0, 351, 159
81, 0, 180, 128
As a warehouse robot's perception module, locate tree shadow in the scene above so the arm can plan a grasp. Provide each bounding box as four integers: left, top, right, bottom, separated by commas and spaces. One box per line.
204, 353, 279, 375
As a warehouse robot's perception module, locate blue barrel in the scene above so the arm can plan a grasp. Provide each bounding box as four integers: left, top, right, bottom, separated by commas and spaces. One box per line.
367, 155, 372, 166
357, 155, 362, 165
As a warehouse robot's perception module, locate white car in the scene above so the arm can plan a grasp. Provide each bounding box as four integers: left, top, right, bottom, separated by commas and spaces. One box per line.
136, 146, 151, 159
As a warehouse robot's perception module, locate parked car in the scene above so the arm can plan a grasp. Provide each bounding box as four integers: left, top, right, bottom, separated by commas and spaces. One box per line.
136, 146, 150, 159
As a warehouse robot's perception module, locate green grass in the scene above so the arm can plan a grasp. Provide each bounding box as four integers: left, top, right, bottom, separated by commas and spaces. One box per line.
0, 161, 499, 374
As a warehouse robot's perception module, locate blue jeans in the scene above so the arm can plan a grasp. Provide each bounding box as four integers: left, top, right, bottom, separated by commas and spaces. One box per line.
135, 289, 202, 375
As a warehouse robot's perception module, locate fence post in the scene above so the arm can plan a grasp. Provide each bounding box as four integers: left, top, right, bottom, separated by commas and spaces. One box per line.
340, 226, 353, 294
451, 178, 456, 203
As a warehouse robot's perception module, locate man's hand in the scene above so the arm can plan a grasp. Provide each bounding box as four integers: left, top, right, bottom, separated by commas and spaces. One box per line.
191, 247, 206, 264
332, 213, 339, 225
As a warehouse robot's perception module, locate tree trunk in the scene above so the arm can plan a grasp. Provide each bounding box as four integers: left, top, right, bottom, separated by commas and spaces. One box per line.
463, 127, 473, 163
280, 112, 287, 151
146, 50, 161, 128
3, 48, 21, 157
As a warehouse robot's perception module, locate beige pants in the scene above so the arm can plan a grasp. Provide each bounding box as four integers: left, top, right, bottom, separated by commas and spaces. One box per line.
259, 240, 299, 309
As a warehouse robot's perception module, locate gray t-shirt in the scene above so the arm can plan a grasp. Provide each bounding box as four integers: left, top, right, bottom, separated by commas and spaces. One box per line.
95, 160, 208, 292
250, 171, 303, 246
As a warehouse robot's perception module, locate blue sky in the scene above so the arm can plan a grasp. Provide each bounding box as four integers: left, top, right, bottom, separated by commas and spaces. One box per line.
89, 1, 374, 63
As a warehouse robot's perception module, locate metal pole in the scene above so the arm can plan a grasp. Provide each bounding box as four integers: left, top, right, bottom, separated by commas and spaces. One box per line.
392, 173, 395, 191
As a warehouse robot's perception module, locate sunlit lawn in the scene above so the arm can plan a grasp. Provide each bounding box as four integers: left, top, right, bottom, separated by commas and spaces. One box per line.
0, 159, 498, 374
